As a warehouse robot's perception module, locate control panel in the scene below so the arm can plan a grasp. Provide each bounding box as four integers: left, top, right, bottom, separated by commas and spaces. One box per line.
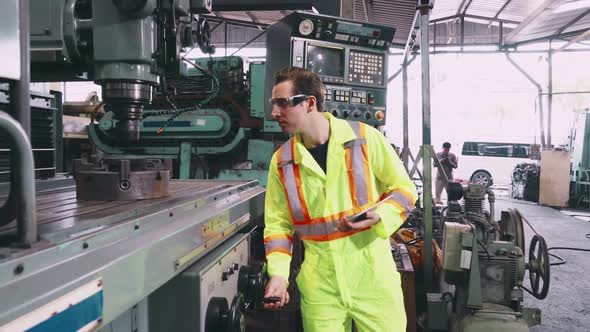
148, 232, 252, 332
323, 86, 386, 123
349, 50, 385, 86
265, 11, 394, 128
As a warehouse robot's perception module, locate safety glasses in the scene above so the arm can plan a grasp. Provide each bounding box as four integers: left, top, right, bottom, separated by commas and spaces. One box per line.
268, 94, 309, 108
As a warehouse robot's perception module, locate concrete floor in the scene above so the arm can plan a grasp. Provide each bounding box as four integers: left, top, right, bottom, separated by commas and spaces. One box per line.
494, 197, 590, 332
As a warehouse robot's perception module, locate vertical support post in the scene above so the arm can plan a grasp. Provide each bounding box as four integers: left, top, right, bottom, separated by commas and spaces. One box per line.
225, 21, 228, 57
547, 42, 553, 148
505, 53, 545, 148
460, 16, 465, 48
402, 55, 410, 172
10, 0, 30, 138
179, 142, 192, 179
419, 0, 434, 291
52, 91, 64, 173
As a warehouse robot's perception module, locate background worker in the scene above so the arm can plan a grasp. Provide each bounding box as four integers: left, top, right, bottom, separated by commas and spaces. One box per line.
262, 67, 418, 332
434, 142, 458, 204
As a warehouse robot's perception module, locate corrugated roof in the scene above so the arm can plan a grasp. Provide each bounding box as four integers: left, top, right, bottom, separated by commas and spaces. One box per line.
371, 0, 417, 46
207, 1, 418, 49
433, 0, 590, 45
505, 2, 590, 44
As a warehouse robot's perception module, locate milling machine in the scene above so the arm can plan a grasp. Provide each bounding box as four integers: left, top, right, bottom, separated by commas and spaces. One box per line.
0, 1, 269, 332
86, 11, 397, 186
427, 183, 550, 331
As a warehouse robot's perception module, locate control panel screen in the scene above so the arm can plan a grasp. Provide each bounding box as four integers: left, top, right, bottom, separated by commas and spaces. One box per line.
306, 45, 345, 78
348, 50, 385, 86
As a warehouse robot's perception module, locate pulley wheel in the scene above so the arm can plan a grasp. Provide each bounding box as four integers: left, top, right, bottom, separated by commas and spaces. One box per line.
505, 208, 526, 253
205, 297, 229, 332
229, 293, 246, 332
447, 182, 464, 201
527, 235, 550, 299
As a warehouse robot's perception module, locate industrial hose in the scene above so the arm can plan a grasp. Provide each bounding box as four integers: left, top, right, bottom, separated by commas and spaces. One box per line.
520, 213, 590, 266
142, 57, 221, 134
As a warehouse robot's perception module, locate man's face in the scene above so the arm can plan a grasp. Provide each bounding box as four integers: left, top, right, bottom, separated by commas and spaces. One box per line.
270, 80, 309, 134
443, 147, 450, 154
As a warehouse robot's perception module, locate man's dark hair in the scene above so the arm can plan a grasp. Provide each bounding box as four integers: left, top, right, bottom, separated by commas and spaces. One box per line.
443, 142, 451, 148
274, 67, 324, 112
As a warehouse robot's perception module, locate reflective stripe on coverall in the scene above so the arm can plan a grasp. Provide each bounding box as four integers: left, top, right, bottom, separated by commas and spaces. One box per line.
264, 112, 418, 332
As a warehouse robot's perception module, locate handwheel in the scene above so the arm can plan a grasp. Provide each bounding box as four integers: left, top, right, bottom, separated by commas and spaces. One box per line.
205, 297, 229, 332
237, 264, 266, 309
228, 293, 246, 332
527, 235, 550, 299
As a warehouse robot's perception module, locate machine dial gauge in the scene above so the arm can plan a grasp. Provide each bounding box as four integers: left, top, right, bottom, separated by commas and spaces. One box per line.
299, 19, 315, 36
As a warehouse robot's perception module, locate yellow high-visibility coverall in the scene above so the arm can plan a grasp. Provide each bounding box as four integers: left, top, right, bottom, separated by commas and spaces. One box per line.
264, 112, 418, 332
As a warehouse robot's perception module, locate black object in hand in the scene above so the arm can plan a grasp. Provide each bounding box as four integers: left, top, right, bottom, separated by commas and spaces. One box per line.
262, 297, 281, 304
351, 212, 368, 223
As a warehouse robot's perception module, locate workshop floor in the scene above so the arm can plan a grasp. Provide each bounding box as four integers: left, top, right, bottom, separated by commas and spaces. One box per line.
494, 197, 590, 332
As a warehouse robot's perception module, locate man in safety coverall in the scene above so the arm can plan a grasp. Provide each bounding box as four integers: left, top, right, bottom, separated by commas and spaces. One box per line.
263, 67, 418, 332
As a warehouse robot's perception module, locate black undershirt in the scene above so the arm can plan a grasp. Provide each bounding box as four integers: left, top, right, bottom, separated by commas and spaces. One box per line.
307, 140, 329, 174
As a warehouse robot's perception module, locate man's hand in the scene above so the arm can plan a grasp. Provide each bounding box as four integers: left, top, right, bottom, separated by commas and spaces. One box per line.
335, 210, 381, 232
264, 275, 289, 310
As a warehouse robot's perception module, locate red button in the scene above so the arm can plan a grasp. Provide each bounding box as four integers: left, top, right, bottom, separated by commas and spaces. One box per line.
375, 111, 385, 121
368, 98, 375, 105
373, 30, 380, 37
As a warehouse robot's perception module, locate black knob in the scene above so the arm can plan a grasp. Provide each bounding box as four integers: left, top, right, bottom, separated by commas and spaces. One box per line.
222, 268, 234, 281
352, 110, 362, 118
232, 263, 240, 271
342, 110, 350, 118
331, 109, 340, 117
365, 112, 372, 120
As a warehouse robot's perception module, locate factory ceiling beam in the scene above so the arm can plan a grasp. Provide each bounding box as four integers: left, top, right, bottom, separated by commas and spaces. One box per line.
245, 11, 265, 30
211, 0, 344, 17
554, 28, 590, 53
554, 8, 590, 35
488, 0, 513, 28
493, 0, 513, 20
504, 0, 556, 45
204, 15, 271, 29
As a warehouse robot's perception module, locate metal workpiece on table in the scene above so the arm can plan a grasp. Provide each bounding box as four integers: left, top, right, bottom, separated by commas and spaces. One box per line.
0, 180, 265, 328
73, 158, 171, 201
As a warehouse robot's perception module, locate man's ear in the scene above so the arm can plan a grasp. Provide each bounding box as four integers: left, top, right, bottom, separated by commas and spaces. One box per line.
307, 95, 317, 113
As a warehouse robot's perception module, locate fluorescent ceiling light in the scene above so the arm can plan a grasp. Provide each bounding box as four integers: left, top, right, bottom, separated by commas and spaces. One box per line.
553, 0, 590, 14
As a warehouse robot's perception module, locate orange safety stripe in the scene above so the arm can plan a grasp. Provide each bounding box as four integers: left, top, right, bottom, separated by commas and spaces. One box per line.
265, 248, 293, 257
344, 146, 359, 208
293, 163, 311, 221
292, 200, 376, 225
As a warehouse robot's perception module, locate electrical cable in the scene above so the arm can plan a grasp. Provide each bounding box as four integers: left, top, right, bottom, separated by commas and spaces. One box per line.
477, 239, 492, 261
518, 211, 590, 266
